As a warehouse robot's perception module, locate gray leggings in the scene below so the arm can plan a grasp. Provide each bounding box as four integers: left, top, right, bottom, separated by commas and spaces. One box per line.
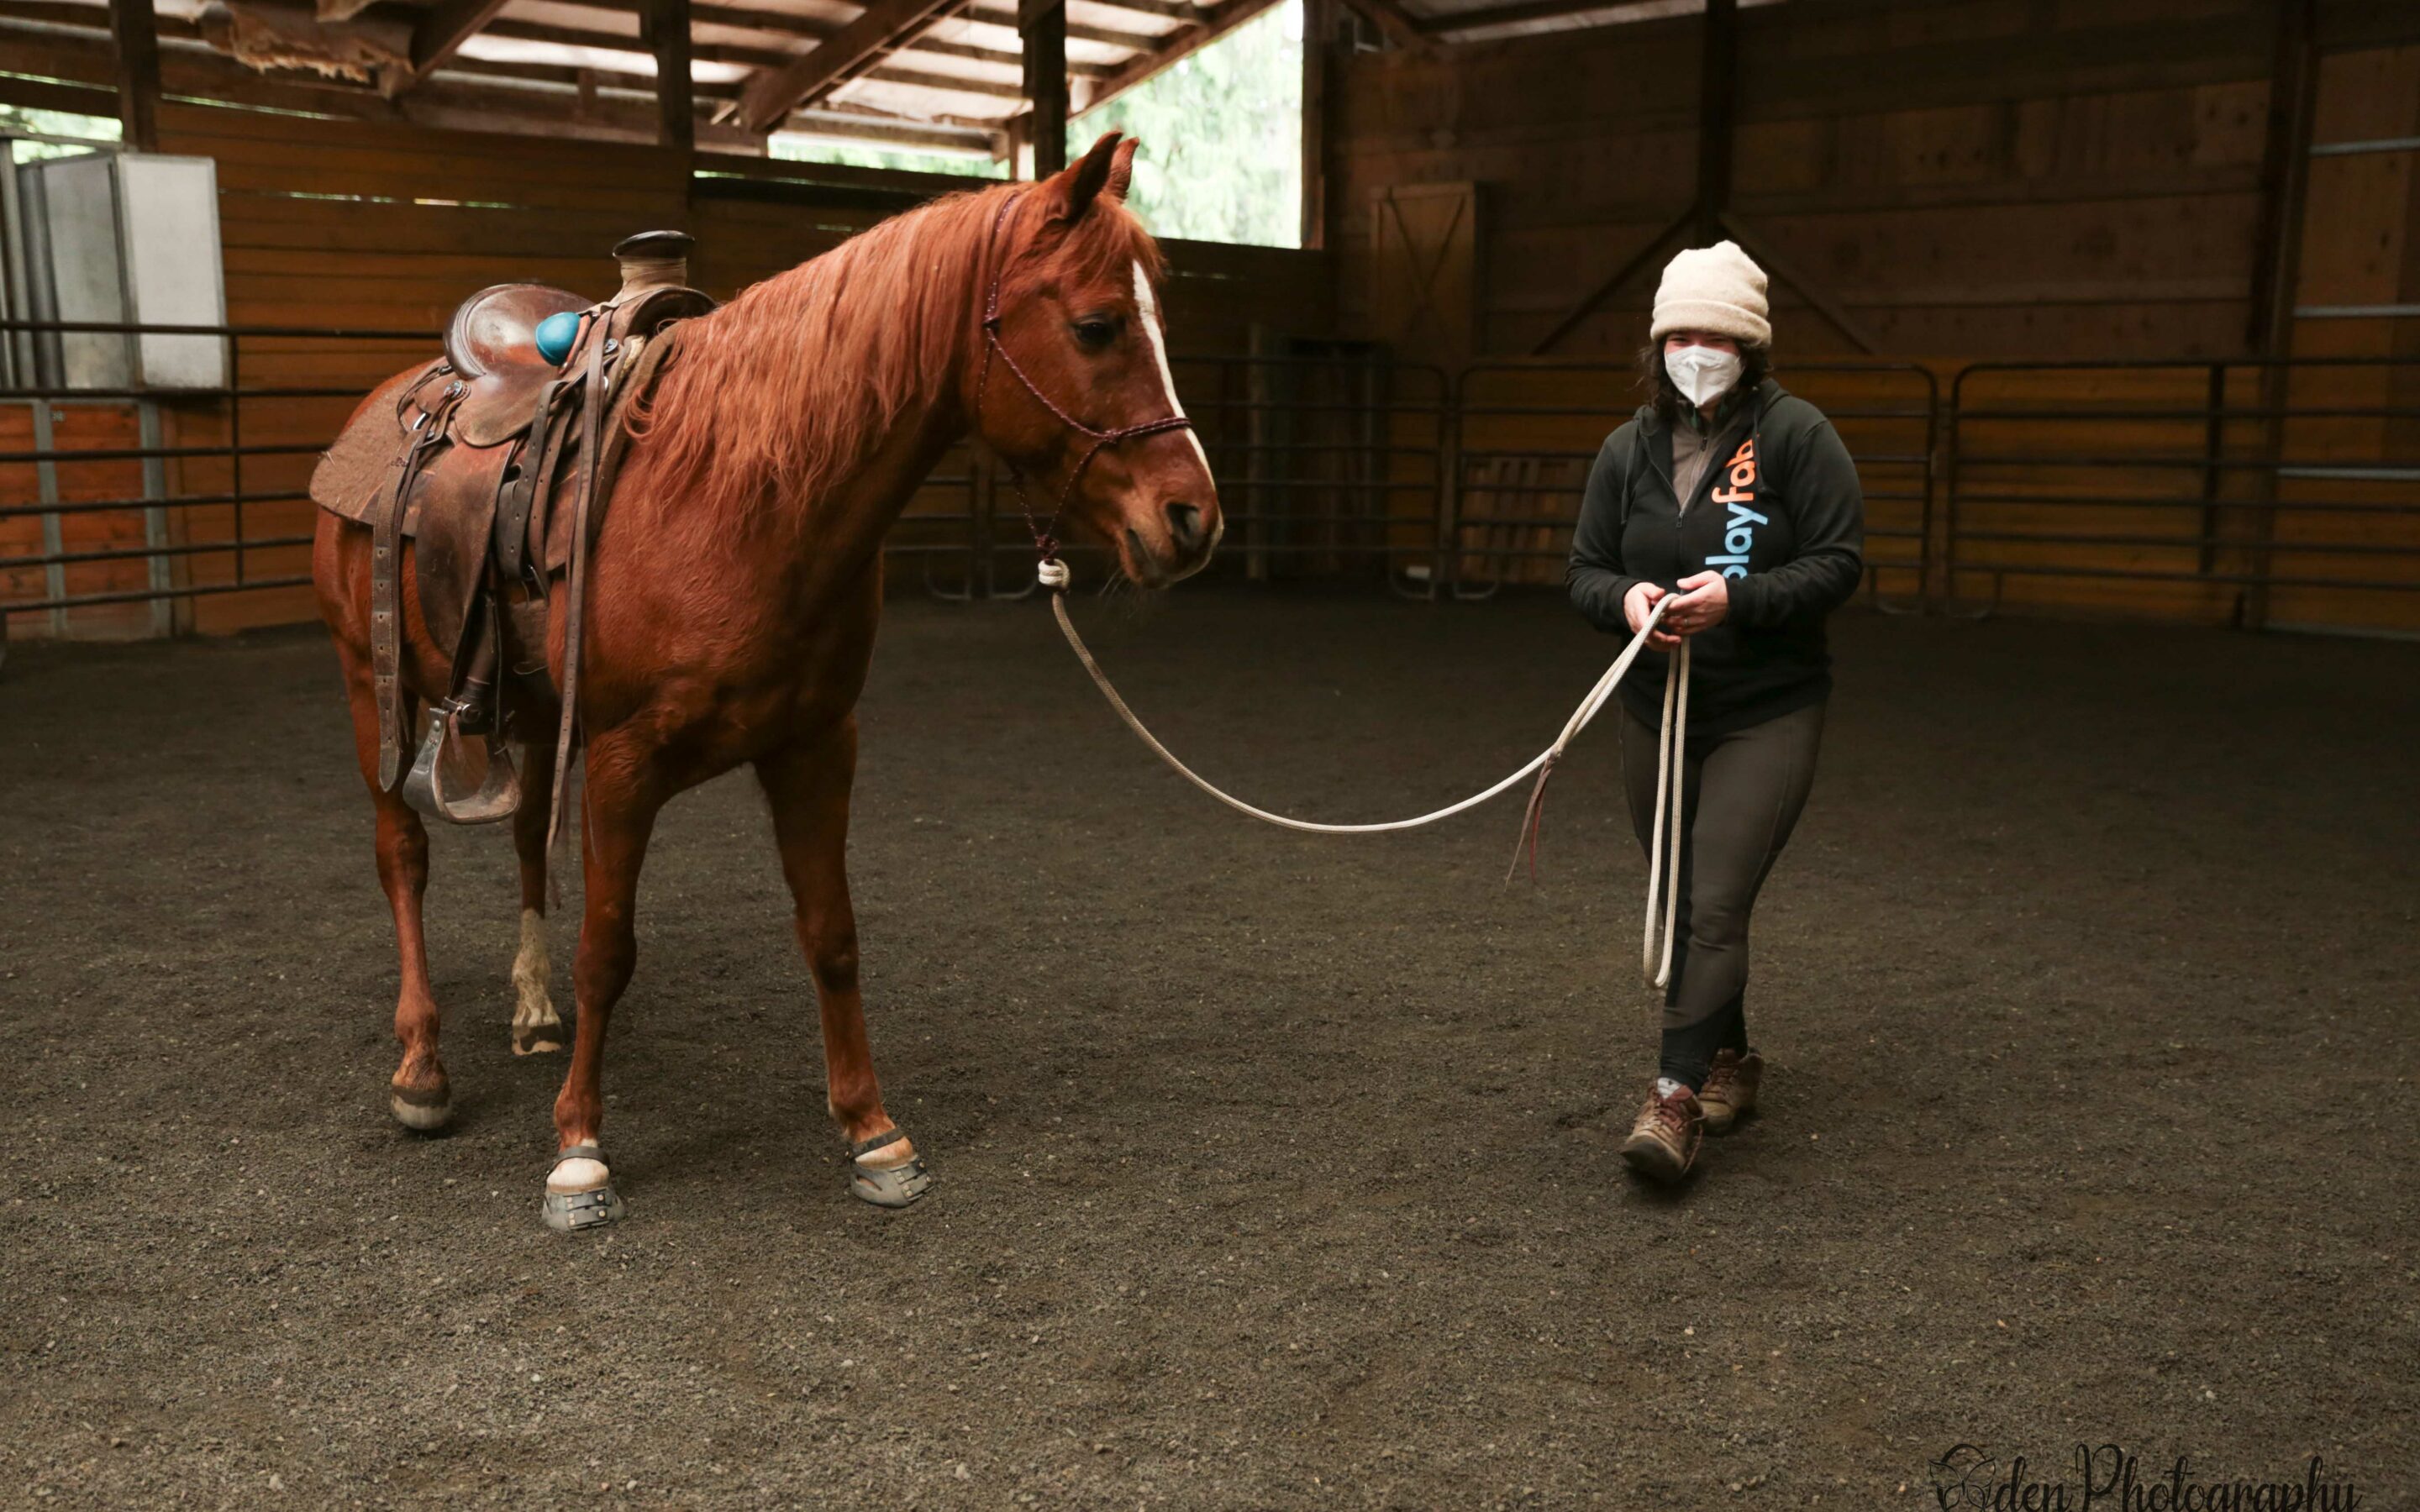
1618, 699, 1826, 1085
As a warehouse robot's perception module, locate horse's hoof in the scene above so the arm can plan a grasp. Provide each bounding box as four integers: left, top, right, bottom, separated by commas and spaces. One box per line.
389, 1084, 453, 1131
512, 1021, 566, 1056
540, 1181, 626, 1233
846, 1129, 932, 1208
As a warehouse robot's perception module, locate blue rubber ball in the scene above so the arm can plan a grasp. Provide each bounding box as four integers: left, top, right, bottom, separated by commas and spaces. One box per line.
534, 310, 581, 366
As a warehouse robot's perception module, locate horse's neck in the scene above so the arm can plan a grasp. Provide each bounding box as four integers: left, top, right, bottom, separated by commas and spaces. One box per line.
706, 333, 974, 594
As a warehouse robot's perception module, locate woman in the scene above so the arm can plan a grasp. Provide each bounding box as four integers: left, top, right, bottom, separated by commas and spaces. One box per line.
1565, 241, 1865, 1184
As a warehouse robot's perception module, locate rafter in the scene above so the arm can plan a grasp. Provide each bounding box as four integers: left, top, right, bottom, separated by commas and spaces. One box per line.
1066, 0, 1198, 22
734, 0, 966, 132
479, 14, 1023, 104
1334, 0, 1426, 50
964, 4, 1165, 54
405, 0, 513, 87
444, 51, 734, 99
1074, 0, 1278, 115
549, 0, 1115, 77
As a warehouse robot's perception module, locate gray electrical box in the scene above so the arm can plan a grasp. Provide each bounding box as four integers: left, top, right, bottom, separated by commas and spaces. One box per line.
12, 150, 228, 391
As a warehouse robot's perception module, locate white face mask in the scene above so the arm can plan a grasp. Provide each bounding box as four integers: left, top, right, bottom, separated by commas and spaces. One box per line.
1664, 344, 1743, 409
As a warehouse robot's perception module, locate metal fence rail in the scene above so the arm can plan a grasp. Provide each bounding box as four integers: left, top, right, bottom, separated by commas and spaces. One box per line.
1944, 356, 2420, 627
1, 318, 430, 640
9, 318, 2420, 648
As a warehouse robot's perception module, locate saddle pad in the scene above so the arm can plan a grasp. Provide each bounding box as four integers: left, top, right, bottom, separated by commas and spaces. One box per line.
309, 365, 437, 526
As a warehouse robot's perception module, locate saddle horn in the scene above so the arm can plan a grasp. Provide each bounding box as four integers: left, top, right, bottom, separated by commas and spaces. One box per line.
612, 230, 695, 300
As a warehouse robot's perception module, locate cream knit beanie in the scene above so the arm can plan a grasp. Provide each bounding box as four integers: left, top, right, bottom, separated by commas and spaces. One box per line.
1649, 240, 1770, 347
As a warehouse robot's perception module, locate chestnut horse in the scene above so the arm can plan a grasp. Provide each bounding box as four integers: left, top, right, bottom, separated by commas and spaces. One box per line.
313, 134, 1219, 1229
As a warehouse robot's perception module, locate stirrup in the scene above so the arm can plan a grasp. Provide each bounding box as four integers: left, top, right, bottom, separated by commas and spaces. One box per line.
402, 700, 523, 825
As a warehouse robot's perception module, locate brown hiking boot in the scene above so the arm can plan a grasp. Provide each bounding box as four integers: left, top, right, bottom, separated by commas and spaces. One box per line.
1619, 1083, 1703, 1184
1698, 1049, 1763, 1134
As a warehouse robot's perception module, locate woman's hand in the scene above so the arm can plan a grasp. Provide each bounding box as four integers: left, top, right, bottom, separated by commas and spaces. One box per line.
1662, 570, 1731, 636
1624, 581, 1681, 649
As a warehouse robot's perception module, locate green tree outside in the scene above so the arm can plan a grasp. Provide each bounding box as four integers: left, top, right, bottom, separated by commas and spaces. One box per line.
1072, 0, 1301, 249
768, 135, 1007, 181
756, 0, 1305, 248
0, 106, 122, 163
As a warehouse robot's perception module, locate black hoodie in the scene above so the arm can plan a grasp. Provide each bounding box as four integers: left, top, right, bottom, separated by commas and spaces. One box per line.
1566, 376, 1865, 735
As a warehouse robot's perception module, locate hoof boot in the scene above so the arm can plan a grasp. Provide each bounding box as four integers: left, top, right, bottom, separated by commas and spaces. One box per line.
846, 1129, 932, 1208
541, 1181, 625, 1233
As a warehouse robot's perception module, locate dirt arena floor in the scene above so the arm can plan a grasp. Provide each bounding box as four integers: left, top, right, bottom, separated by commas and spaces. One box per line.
3, 585, 2414, 1509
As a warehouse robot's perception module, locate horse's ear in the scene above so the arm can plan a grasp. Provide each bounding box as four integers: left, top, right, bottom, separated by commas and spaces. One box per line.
1052, 131, 1126, 223
1107, 136, 1139, 203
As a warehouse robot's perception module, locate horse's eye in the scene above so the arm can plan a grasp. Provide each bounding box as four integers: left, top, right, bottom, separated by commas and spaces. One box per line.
1072, 318, 1118, 351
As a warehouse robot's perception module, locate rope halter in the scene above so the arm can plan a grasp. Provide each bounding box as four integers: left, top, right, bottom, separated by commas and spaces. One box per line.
973, 190, 1196, 589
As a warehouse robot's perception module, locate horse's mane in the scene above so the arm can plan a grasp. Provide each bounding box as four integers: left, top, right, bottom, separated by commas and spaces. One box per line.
633, 179, 1161, 523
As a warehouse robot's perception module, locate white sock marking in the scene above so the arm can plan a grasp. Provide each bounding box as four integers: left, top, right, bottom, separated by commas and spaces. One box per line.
513, 907, 558, 1030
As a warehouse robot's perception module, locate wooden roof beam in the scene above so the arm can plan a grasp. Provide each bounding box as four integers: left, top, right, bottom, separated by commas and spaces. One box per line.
1415, 0, 1709, 39
734, 0, 966, 132
964, 4, 1165, 55
550, 0, 1111, 76
1334, 0, 1427, 51
405, 0, 514, 87
484, 17, 1026, 97
1068, 0, 1197, 22
1074, 0, 1279, 114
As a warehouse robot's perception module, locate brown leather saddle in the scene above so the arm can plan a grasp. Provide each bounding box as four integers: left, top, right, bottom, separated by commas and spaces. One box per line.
311, 230, 714, 832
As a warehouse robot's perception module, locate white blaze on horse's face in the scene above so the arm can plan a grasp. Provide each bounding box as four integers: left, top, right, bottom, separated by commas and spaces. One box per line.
1132, 260, 1214, 484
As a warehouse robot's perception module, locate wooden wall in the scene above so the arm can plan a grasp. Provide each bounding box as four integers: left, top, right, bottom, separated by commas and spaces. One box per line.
0, 70, 1332, 639
1326, 0, 2321, 360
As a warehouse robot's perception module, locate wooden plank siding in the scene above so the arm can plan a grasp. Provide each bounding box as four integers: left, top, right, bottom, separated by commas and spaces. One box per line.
1328, 0, 2286, 361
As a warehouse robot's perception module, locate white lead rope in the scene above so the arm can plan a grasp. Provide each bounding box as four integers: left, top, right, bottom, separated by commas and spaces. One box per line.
1041, 559, 1692, 987
1643, 636, 1690, 990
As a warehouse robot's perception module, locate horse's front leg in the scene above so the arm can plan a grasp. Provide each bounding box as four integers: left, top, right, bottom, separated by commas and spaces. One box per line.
757, 721, 931, 1208
541, 730, 666, 1233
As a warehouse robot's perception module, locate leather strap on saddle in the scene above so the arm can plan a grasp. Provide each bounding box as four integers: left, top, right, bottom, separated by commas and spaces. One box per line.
547, 312, 613, 871
372, 375, 464, 789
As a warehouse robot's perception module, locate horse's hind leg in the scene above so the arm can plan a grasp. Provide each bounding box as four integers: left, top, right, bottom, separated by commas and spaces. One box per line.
757, 721, 930, 1208
334, 643, 452, 1131
508, 738, 565, 1056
